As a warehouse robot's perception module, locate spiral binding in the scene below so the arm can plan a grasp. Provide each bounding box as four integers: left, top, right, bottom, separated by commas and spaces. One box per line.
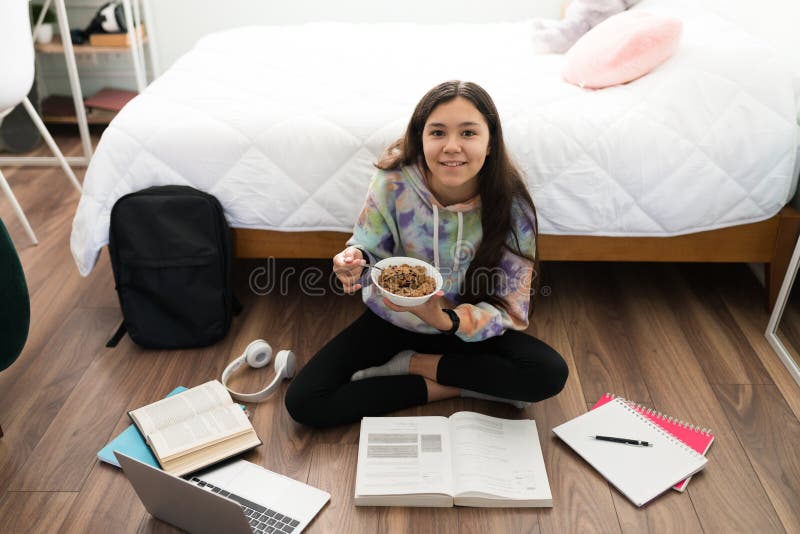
605, 395, 708, 460
604, 393, 713, 436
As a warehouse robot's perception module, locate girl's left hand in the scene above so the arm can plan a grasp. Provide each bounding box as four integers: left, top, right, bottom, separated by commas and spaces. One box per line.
383, 291, 453, 331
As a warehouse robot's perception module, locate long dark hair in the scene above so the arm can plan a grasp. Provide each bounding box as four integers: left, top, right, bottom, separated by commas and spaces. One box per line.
376, 80, 539, 313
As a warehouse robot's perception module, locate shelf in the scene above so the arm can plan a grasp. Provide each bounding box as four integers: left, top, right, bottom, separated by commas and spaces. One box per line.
43, 108, 118, 125
35, 34, 148, 55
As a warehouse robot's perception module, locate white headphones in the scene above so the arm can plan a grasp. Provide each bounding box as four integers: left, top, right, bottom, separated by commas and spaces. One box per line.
221, 339, 297, 403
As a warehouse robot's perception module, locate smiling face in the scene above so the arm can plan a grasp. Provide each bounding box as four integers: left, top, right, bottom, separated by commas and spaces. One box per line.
422, 97, 491, 206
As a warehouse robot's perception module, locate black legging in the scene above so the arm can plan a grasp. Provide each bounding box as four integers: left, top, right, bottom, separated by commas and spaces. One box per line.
285, 309, 568, 428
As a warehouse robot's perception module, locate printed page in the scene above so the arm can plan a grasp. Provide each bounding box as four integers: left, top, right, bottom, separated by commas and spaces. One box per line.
449, 412, 540, 500
130, 381, 232, 437
147, 403, 253, 460
355, 416, 452, 497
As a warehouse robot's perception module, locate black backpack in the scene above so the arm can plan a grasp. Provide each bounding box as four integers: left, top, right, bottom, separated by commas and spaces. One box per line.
107, 186, 239, 349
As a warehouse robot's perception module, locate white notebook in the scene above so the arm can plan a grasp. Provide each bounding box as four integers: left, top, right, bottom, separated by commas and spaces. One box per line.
552, 398, 708, 507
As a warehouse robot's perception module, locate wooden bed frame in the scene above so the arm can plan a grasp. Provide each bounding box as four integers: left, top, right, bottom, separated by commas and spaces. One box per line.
233, 206, 800, 311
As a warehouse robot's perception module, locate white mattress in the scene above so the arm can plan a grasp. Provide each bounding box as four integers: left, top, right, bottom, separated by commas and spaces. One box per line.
71, 0, 799, 276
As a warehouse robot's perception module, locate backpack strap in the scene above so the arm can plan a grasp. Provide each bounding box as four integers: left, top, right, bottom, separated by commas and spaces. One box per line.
106, 321, 127, 347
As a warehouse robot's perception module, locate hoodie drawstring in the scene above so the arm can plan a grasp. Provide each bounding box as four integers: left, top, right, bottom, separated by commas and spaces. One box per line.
433, 205, 440, 270
432, 205, 464, 275
454, 211, 463, 275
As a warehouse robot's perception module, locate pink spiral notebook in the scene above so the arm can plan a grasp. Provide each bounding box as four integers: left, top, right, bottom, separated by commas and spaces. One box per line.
592, 394, 714, 492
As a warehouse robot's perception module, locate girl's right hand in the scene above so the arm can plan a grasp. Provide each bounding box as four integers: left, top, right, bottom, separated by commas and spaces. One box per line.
333, 246, 366, 294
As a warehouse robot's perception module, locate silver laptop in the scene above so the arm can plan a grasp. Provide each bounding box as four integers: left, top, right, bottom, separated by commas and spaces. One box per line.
115, 452, 330, 534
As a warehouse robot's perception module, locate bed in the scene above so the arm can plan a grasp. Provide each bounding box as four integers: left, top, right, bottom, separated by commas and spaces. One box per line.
70, 0, 800, 307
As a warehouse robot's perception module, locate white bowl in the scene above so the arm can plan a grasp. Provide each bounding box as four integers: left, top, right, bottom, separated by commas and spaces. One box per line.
370, 256, 443, 307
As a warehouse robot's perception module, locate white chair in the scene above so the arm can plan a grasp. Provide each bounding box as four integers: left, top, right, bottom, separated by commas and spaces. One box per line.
0, 0, 82, 245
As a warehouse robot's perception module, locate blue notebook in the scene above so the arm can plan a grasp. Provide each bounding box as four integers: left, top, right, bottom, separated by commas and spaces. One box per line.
97, 386, 187, 468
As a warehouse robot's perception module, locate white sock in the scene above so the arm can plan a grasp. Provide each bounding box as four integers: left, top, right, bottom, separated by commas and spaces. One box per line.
460, 389, 531, 409
351, 350, 414, 381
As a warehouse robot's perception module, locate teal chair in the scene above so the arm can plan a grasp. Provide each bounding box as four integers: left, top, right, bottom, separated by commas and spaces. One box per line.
0, 217, 30, 437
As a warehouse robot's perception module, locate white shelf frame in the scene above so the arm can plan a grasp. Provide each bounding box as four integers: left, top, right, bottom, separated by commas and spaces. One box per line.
0, 0, 160, 168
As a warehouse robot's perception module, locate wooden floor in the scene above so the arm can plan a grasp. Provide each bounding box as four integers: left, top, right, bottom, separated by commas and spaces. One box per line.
2, 133, 800, 533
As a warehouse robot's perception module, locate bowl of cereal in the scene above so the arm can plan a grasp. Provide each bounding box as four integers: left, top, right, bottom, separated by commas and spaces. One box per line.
371, 256, 444, 307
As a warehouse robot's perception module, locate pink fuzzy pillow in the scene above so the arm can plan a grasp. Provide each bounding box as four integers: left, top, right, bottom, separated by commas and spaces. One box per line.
563, 11, 683, 89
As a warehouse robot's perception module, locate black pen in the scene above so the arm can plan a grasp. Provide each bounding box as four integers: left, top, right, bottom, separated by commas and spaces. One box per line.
592, 435, 652, 447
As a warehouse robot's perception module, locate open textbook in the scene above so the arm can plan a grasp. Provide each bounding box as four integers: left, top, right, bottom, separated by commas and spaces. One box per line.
128, 380, 261, 477
355, 412, 552, 507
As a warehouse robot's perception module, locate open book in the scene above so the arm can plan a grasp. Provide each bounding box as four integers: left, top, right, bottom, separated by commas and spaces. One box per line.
355, 412, 552, 507
128, 380, 261, 477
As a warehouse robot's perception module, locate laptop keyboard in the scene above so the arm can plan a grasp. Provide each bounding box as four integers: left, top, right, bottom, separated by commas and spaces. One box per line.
189, 477, 300, 533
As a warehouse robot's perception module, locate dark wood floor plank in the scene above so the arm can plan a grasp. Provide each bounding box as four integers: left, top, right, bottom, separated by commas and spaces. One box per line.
613, 262, 784, 533
0, 233, 116, 416
269, 259, 367, 448
0, 139, 103, 392
78, 250, 119, 309
0, 491, 76, 534
713, 384, 800, 533
548, 262, 653, 408
611, 485, 703, 534
675, 264, 773, 385
53, 325, 256, 530
714, 266, 800, 422
461, 509, 541, 534
2, 136, 91, 298
49, 288, 270, 494
6, 190, 80, 294
379, 506, 461, 534
0, 307, 119, 491
548, 263, 702, 533
231, 283, 315, 483
527, 279, 621, 534
58, 448, 154, 533
305, 444, 378, 533
0, 134, 86, 253
8, 335, 184, 491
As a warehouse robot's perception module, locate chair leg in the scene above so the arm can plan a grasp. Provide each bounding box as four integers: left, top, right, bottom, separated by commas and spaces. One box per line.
0, 168, 38, 245
21, 97, 82, 193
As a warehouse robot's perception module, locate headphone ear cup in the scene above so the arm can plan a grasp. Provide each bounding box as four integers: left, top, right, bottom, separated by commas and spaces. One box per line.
113, 2, 128, 32
244, 340, 272, 368
275, 350, 297, 378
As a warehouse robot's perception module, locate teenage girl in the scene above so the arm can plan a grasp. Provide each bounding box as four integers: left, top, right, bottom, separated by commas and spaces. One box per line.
285, 80, 568, 428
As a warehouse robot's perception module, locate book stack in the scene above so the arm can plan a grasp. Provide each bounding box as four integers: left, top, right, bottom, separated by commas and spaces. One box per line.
41, 87, 136, 125
98, 386, 187, 469
84, 88, 137, 113
591, 393, 715, 491
99, 381, 261, 477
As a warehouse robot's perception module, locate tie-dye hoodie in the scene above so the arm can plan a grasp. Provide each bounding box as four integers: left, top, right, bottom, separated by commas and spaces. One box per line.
346, 163, 536, 342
